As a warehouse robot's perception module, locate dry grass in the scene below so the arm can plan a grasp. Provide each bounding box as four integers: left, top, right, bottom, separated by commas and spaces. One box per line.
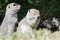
0, 28, 60, 40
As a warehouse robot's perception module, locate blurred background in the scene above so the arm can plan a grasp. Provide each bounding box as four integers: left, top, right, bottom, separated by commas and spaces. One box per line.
0, 0, 60, 24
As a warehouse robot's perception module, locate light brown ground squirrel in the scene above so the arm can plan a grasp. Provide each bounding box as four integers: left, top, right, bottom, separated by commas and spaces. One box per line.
0, 3, 21, 37
17, 9, 40, 37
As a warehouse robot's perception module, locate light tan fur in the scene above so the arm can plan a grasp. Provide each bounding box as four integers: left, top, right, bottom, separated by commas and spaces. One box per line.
17, 9, 40, 37
0, 3, 21, 37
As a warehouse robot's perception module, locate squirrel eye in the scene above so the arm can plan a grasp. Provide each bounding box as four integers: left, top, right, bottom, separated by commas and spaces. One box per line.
29, 19, 32, 20
13, 4, 16, 6
8, 6, 10, 8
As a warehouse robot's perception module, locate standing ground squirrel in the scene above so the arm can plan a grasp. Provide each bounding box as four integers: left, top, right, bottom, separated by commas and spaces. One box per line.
0, 3, 21, 37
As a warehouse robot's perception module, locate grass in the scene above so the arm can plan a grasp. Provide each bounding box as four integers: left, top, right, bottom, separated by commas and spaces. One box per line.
0, 28, 60, 40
